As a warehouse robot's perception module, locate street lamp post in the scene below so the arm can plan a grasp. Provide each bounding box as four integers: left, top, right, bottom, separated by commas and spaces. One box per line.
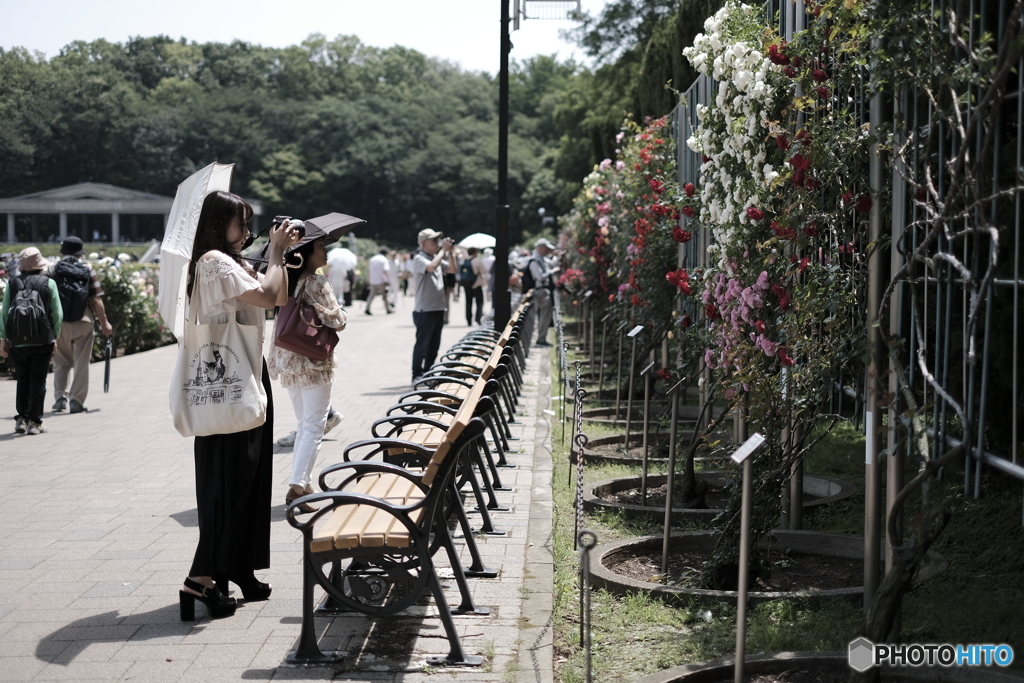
494, 0, 581, 331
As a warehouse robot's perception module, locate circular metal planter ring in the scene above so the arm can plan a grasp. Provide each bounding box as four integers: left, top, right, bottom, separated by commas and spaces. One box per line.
583, 472, 856, 523
589, 531, 947, 607
633, 651, 1024, 683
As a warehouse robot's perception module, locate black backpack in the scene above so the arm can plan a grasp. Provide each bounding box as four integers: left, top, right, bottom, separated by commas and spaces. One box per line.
53, 257, 92, 322
5, 274, 54, 345
458, 258, 476, 285
520, 256, 546, 292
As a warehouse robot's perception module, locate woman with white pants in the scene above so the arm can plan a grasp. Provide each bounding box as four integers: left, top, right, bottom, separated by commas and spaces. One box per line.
267, 233, 347, 511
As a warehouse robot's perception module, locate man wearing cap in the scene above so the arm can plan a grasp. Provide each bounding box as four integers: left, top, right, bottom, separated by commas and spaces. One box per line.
410, 229, 456, 383
527, 238, 558, 347
49, 236, 113, 413
0, 247, 63, 434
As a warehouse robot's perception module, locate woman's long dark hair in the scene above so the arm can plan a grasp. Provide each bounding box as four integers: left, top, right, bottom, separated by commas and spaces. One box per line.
285, 238, 322, 297
186, 191, 254, 298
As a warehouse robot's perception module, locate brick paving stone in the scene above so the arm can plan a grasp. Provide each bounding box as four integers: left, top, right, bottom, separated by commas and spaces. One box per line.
0, 306, 553, 681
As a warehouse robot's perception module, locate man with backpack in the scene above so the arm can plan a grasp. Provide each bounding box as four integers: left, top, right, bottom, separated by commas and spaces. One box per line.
458, 247, 485, 326
0, 247, 63, 435
48, 236, 113, 414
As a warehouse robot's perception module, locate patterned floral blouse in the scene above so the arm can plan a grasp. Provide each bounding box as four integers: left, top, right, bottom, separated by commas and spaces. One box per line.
267, 273, 347, 389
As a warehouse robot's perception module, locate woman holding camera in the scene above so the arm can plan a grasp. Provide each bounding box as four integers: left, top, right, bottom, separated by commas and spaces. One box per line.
179, 192, 299, 620
268, 234, 348, 512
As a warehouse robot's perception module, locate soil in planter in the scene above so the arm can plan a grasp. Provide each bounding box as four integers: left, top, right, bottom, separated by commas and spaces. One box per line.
605, 481, 732, 510
604, 483, 821, 511
608, 546, 868, 592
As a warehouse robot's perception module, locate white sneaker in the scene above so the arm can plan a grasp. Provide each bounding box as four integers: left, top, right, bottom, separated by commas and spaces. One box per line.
324, 411, 343, 435
14, 417, 26, 434
277, 431, 297, 447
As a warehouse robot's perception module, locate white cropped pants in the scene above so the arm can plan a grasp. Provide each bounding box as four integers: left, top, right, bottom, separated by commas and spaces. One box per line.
286, 381, 333, 489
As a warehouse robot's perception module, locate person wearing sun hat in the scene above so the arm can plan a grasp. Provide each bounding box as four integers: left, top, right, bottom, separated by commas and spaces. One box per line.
0, 247, 63, 435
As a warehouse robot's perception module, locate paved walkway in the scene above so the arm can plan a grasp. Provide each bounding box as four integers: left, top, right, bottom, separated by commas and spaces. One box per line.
0, 296, 554, 682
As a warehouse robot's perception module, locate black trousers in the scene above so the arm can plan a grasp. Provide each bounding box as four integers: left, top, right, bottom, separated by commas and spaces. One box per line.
412, 310, 445, 378
190, 363, 273, 578
463, 284, 484, 325
9, 344, 52, 425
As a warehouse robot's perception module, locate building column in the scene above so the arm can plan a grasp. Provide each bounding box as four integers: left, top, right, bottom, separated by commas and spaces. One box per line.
6, 214, 14, 243
59, 212, 68, 239
111, 213, 120, 243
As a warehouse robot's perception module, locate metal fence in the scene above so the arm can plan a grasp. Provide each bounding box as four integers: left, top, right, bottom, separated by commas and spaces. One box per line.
672, 0, 1024, 523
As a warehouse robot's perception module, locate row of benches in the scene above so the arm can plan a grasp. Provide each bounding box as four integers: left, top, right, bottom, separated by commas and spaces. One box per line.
285, 294, 535, 667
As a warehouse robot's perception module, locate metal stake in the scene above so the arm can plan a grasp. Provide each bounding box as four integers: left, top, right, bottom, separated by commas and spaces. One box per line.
598, 315, 610, 400
624, 325, 643, 452
731, 433, 765, 683
572, 362, 589, 546
662, 378, 686, 575
640, 357, 655, 505
615, 320, 628, 417
578, 530, 598, 683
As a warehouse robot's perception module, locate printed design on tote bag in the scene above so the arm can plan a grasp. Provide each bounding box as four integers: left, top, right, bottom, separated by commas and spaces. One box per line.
183, 343, 246, 406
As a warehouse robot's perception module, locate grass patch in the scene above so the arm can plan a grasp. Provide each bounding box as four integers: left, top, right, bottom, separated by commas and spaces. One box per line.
552, 347, 1024, 681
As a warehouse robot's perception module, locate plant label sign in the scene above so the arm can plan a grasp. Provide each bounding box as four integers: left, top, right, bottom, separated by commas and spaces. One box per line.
627, 325, 644, 338
731, 433, 766, 464
584, 290, 593, 298
640, 360, 656, 376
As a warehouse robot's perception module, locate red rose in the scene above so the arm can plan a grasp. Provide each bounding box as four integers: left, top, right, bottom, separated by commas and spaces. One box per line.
681, 205, 696, 218
792, 169, 805, 187
777, 347, 795, 366
702, 155, 710, 163
684, 182, 695, 197
771, 284, 791, 312
775, 135, 791, 151
705, 303, 718, 320
631, 293, 645, 307
746, 207, 765, 221
791, 154, 812, 171
755, 320, 765, 334
768, 42, 790, 65
816, 86, 830, 99
672, 227, 692, 243
812, 69, 828, 82
855, 194, 872, 213
657, 368, 672, 381
798, 257, 810, 273
608, 294, 616, 302
795, 129, 811, 142
784, 65, 798, 78
804, 176, 820, 191
803, 223, 819, 237
792, 55, 803, 68
680, 314, 692, 328
842, 191, 853, 205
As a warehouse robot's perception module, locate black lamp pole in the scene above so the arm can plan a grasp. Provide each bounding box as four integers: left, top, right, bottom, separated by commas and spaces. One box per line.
494, 0, 512, 331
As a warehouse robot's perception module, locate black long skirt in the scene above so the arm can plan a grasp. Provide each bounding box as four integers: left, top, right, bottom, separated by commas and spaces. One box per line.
189, 362, 273, 577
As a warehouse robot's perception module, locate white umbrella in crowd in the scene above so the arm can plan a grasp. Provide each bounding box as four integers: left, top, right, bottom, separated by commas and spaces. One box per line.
158, 163, 234, 339
458, 233, 496, 250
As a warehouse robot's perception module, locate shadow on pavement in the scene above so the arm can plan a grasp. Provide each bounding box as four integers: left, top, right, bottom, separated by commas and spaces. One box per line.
35, 606, 192, 664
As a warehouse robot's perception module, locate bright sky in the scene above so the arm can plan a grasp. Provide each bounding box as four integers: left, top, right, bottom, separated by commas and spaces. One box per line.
0, 0, 610, 74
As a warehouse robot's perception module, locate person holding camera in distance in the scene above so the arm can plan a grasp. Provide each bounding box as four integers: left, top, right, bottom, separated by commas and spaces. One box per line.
179, 192, 300, 620
268, 233, 348, 513
410, 230, 456, 383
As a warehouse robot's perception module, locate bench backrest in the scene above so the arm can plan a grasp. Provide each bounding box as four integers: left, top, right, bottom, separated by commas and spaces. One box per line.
421, 378, 485, 487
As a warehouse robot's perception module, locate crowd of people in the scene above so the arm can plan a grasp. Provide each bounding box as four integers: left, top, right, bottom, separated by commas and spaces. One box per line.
0, 190, 564, 622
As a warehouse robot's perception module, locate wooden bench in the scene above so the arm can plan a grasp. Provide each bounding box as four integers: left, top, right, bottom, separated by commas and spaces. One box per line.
287, 383, 490, 667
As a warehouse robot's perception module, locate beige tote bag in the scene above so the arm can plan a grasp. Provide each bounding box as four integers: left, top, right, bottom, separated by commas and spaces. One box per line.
169, 306, 267, 437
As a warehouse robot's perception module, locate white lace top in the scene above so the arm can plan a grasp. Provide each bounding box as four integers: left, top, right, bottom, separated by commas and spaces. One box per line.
189, 250, 266, 346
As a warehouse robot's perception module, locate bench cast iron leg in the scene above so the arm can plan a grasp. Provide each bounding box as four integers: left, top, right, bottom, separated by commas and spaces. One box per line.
287, 548, 345, 666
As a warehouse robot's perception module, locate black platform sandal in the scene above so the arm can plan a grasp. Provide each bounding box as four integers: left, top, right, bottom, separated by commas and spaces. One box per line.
216, 574, 272, 602
180, 578, 237, 621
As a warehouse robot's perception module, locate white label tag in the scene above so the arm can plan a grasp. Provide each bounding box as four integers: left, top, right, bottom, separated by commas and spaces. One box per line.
640, 361, 656, 375
731, 433, 766, 464
627, 325, 644, 338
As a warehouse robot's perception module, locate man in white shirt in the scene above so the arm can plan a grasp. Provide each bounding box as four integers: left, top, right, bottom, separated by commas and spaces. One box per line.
365, 248, 393, 315
481, 247, 495, 308
526, 238, 556, 347
326, 247, 351, 307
